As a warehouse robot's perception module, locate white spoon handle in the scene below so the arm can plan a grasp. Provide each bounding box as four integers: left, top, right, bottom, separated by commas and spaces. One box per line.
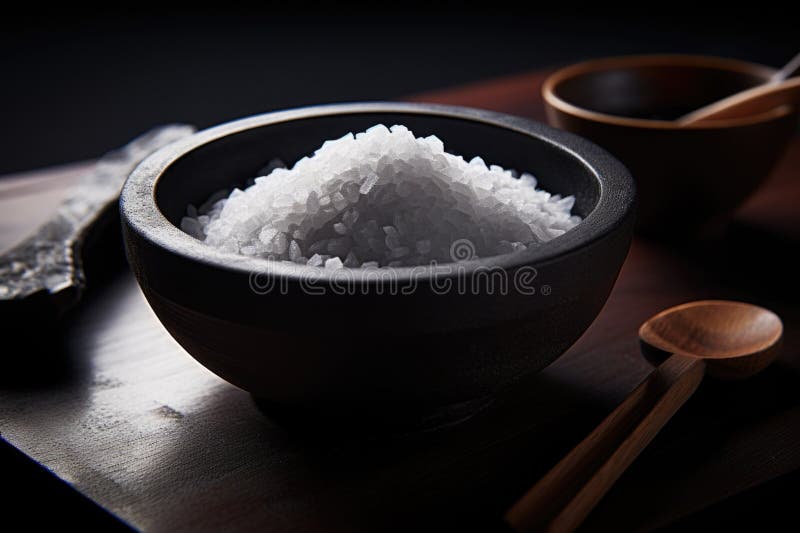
772, 51, 800, 83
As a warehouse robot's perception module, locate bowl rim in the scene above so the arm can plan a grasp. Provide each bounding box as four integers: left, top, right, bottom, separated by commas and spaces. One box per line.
121, 102, 635, 283
542, 54, 795, 130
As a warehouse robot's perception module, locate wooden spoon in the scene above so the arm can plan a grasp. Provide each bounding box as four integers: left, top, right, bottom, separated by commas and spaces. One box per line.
678, 52, 800, 125
505, 300, 783, 533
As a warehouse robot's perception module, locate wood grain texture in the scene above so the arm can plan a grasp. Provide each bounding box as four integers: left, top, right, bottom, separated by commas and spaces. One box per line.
1, 70, 799, 532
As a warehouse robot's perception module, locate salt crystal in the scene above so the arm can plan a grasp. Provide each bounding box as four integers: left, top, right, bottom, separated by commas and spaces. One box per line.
343, 251, 360, 267
306, 191, 320, 211
360, 172, 379, 194
272, 232, 288, 254
496, 241, 512, 254
199, 189, 230, 214
331, 192, 347, 211
257, 158, 286, 176
288, 240, 302, 261
469, 156, 486, 168
327, 237, 350, 257
342, 209, 359, 227
259, 227, 278, 245
342, 182, 360, 203
308, 239, 329, 255
325, 257, 343, 269
519, 173, 537, 188
180, 217, 203, 239
385, 233, 401, 250
390, 246, 410, 258
274, 194, 294, 208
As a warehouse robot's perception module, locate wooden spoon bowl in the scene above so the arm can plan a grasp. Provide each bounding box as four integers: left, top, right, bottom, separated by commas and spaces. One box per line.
640, 300, 783, 379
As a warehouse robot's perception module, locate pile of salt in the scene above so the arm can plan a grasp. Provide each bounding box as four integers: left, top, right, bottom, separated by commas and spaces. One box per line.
181, 124, 581, 268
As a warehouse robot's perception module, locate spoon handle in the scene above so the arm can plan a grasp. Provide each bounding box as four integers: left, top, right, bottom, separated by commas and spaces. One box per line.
771, 51, 800, 83
678, 76, 800, 125
505, 353, 706, 532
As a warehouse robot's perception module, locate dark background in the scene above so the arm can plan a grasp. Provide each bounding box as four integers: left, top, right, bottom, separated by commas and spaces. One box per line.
1, 10, 796, 175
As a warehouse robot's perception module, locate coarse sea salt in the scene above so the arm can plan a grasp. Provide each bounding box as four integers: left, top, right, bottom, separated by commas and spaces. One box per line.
181, 124, 582, 268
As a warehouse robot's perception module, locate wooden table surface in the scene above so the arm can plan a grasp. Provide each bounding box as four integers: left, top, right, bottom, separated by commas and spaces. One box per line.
1, 71, 799, 532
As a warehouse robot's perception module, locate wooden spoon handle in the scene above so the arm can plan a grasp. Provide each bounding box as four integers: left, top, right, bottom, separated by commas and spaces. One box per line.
678, 76, 800, 125
505, 353, 706, 532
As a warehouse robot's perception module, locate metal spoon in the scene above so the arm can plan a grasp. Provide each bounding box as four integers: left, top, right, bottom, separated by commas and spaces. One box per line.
505, 300, 783, 532
679, 52, 800, 125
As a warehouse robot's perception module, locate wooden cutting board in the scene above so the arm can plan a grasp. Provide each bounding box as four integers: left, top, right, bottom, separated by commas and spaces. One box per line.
1, 71, 799, 532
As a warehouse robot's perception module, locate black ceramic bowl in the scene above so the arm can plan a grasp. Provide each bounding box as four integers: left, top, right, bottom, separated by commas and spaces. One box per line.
120, 103, 635, 425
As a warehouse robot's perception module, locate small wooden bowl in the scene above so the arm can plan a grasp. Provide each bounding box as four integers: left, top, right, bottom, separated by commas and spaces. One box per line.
120, 103, 635, 425
543, 55, 799, 239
